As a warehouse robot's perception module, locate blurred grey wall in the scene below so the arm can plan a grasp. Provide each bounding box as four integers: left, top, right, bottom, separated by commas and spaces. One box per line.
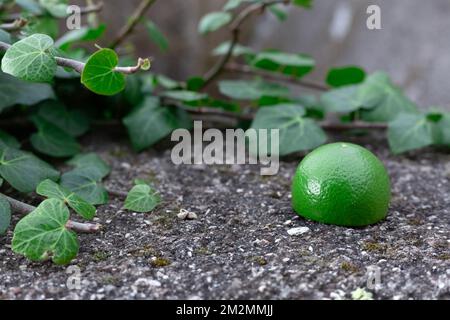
93, 0, 450, 109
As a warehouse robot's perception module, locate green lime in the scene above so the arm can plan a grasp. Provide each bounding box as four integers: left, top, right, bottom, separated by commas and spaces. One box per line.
291, 142, 391, 227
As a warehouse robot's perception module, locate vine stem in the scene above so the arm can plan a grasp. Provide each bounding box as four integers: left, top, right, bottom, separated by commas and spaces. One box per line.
2, 1, 104, 22
201, 0, 290, 88
0, 18, 27, 31
0, 41, 148, 75
1, 193, 102, 234
225, 63, 329, 91
109, 0, 158, 49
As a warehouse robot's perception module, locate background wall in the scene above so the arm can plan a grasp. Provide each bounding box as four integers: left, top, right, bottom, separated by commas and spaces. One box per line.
91, 0, 450, 109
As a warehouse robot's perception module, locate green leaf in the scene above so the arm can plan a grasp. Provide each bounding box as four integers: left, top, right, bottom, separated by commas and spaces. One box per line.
146, 20, 169, 52
212, 41, 254, 57
0, 146, 59, 193
124, 97, 192, 151
293, 0, 313, 8
124, 184, 161, 213
269, 5, 288, 21
326, 66, 366, 87
60, 167, 108, 205
250, 51, 315, 78
37, 179, 96, 220
0, 71, 55, 113
431, 113, 450, 146
1, 34, 57, 82
219, 80, 290, 100
0, 195, 11, 235
30, 116, 81, 158
359, 72, 418, 122
36, 100, 90, 137
388, 113, 434, 154
320, 85, 362, 113
23, 16, 59, 39
162, 90, 207, 102
186, 77, 205, 91
0, 130, 21, 149
12, 199, 79, 265
81, 48, 125, 96
67, 153, 110, 179
223, 0, 244, 10
55, 24, 106, 51
39, 0, 68, 18
250, 104, 327, 155
0, 29, 11, 44
198, 11, 232, 34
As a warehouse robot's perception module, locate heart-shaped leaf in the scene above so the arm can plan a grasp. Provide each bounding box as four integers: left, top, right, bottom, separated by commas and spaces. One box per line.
30, 116, 81, 157
37, 100, 90, 137
81, 48, 125, 96
250, 51, 315, 78
124, 184, 161, 213
145, 20, 169, 52
67, 153, 110, 179
0, 195, 11, 235
12, 199, 79, 265
39, 0, 68, 18
219, 80, 290, 100
388, 113, 434, 154
1, 34, 57, 82
37, 179, 96, 220
250, 104, 327, 155
123, 97, 192, 151
198, 11, 232, 34
0, 71, 55, 113
161, 90, 207, 102
60, 167, 108, 205
0, 130, 20, 149
326, 66, 366, 87
320, 85, 363, 113
0, 146, 59, 193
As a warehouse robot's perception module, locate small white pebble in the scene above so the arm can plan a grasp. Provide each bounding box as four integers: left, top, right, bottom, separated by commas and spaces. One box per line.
287, 227, 310, 236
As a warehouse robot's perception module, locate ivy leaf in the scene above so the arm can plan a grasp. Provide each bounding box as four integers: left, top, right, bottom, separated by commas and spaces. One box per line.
145, 20, 169, 52
81, 48, 125, 96
250, 104, 327, 155
39, 0, 68, 18
36, 100, 89, 137
212, 41, 254, 57
223, 0, 246, 11
67, 153, 110, 179
269, 5, 288, 21
123, 97, 192, 151
1, 34, 57, 82
124, 184, 161, 213
359, 72, 418, 122
60, 167, 109, 205
320, 86, 362, 113
37, 179, 96, 220
161, 90, 207, 102
12, 199, 79, 265
250, 51, 315, 78
0, 146, 59, 193
326, 66, 366, 87
198, 11, 232, 34
219, 80, 290, 100
0, 130, 20, 149
186, 77, 205, 91
0, 195, 11, 235
0, 71, 55, 113
433, 113, 450, 146
0, 29, 11, 44
30, 116, 81, 158
388, 113, 434, 154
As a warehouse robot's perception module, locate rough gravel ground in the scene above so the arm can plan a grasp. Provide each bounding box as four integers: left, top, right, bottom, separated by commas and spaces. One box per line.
0, 131, 449, 300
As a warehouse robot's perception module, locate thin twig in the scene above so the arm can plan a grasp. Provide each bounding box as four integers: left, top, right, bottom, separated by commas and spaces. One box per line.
201, 0, 289, 88
109, 0, 157, 49
3, 2, 104, 22
0, 18, 27, 31
0, 193, 101, 233
0, 41, 148, 75
225, 63, 329, 91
